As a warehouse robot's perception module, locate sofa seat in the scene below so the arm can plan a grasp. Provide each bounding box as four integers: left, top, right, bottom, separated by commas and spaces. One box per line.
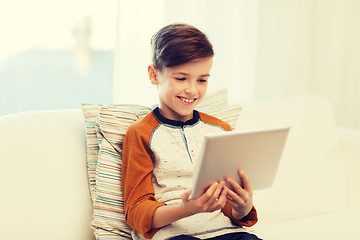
0, 95, 359, 240
254, 211, 360, 239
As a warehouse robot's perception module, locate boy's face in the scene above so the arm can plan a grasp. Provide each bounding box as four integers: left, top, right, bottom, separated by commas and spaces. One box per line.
149, 57, 212, 122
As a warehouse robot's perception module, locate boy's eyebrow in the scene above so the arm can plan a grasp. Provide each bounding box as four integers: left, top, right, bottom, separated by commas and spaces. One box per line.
172, 72, 211, 77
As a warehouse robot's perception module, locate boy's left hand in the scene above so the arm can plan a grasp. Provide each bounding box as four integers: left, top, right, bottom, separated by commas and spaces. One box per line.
225, 170, 253, 220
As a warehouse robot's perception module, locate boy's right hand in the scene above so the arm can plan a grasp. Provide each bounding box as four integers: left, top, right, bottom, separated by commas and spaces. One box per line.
151, 181, 228, 229
181, 181, 228, 215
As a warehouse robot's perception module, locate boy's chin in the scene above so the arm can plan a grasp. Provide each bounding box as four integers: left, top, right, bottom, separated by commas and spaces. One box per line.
174, 109, 195, 121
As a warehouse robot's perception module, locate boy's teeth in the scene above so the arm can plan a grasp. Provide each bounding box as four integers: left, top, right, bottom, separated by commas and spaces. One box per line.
181, 98, 194, 103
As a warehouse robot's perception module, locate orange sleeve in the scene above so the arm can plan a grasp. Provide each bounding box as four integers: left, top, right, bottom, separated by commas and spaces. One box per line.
222, 204, 258, 227
121, 115, 165, 239
198, 112, 233, 132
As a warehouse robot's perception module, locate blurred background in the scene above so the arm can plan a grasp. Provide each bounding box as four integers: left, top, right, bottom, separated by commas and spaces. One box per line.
0, 0, 117, 115
1, 0, 359, 131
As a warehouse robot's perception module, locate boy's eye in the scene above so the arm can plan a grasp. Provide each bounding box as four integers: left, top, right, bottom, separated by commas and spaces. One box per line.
198, 79, 207, 83
176, 77, 186, 81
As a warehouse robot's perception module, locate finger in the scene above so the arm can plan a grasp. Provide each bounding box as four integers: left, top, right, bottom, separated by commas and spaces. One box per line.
238, 170, 253, 193
214, 187, 228, 209
226, 176, 247, 198
226, 181, 253, 210
196, 182, 220, 211
208, 184, 228, 211
181, 190, 191, 202
222, 187, 241, 210
212, 180, 226, 200
226, 187, 244, 205
199, 182, 219, 202
218, 185, 228, 203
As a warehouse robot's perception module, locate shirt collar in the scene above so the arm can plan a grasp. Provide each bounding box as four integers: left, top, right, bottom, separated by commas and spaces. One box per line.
153, 107, 200, 127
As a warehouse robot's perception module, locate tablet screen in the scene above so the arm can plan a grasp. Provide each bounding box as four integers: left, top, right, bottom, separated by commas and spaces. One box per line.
189, 126, 290, 199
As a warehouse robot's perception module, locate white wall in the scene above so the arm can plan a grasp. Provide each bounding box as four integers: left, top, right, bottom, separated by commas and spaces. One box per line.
113, 0, 258, 105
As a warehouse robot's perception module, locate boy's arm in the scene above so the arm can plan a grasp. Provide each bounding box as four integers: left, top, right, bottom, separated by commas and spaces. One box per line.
122, 125, 165, 239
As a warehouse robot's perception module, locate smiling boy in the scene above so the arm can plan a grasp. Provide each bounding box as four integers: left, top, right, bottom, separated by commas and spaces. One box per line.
148, 57, 211, 122
121, 23, 259, 240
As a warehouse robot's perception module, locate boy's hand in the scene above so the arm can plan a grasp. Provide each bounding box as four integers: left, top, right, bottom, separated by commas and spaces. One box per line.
181, 181, 228, 215
225, 170, 253, 220
152, 181, 228, 229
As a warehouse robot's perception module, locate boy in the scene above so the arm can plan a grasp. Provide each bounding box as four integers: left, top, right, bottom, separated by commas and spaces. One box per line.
122, 23, 260, 240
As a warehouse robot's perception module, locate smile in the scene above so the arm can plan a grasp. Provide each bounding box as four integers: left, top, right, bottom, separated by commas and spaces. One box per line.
178, 97, 196, 104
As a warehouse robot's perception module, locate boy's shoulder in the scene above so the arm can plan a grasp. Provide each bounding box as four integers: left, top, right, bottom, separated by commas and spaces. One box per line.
197, 111, 232, 131
126, 111, 159, 136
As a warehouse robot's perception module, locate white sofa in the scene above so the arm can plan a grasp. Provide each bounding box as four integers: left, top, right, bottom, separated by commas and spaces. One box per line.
1, 95, 359, 240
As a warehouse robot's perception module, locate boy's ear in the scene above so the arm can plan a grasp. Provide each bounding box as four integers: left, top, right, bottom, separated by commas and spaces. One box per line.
148, 65, 158, 85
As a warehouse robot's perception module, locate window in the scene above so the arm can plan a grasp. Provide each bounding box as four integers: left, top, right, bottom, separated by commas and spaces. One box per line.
0, 0, 117, 115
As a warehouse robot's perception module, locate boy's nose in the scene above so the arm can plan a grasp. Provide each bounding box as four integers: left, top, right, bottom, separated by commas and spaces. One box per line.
185, 88, 196, 96
185, 83, 196, 95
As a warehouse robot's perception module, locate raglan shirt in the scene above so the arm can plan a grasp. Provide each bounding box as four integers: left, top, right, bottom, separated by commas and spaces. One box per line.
122, 107, 258, 240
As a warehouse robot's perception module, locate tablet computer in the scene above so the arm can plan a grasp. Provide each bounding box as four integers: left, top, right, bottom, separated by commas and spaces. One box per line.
189, 126, 290, 199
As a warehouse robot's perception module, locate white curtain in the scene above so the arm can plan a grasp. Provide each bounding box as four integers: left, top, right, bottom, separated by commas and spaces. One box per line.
254, 0, 360, 130
114, 0, 360, 130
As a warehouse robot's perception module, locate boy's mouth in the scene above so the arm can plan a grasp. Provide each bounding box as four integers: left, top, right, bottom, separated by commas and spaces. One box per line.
178, 96, 196, 104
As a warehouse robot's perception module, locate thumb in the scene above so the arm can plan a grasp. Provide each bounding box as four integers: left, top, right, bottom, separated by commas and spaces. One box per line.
181, 190, 191, 201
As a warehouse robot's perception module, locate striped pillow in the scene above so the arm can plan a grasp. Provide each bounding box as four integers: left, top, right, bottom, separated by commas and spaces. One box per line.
83, 104, 150, 239
197, 105, 241, 130
82, 104, 150, 203
94, 105, 150, 239
82, 104, 104, 202
82, 89, 241, 239
196, 88, 228, 109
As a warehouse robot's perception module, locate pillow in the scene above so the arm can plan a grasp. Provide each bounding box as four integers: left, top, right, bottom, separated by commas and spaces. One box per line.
82, 104, 104, 202
82, 88, 241, 239
82, 104, 150, 202
93, 105, 150, 239
197, 104, 241, 129
196, 88, 228, 109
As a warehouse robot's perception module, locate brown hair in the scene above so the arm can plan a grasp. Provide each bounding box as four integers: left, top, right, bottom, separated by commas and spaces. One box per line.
151, 23, 214, 72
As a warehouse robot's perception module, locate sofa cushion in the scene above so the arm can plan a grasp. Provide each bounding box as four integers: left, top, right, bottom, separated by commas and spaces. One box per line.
253, 211, 360, 240
0, 110, 94, 240
235, 95, 347, 223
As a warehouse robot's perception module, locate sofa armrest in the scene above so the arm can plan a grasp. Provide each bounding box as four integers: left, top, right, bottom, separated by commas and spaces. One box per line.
338, 127, 360, 213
